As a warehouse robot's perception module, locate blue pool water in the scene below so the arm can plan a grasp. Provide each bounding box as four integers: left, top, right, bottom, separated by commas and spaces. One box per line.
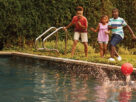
0, 56, 136, 102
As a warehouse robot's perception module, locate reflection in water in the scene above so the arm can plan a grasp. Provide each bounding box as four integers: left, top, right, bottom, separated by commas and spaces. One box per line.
33, 68, 136, 102
33, 70, 90, 102
70, 74, 89, 102
2, 57, 136, 102
119, 86, 132, 102
94, 78, 136, 102
95, 81, 109, 102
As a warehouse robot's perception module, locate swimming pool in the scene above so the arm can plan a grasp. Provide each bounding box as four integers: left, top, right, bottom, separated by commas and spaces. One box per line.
0, 55, 136, 102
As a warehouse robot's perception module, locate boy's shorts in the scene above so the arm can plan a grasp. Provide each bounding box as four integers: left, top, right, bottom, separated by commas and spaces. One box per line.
110, 34, 123, 46
74, 32, 88, 42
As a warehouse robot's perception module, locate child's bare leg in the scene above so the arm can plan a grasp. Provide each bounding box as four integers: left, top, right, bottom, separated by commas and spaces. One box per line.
99, 43, 104, 57
111, 45, 116, 58
103, 43, 108, 56
71, 40, 78, 57
114, 50, 119, 57
83, 42, 88, 57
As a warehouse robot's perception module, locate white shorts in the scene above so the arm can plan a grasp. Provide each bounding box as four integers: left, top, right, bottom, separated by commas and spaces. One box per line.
98, 41, 108, 44
74, 32, 88, 42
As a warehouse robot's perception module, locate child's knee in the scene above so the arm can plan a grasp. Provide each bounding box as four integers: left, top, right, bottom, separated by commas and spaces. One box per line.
73, 40, 78, 44
100, 45, 103, 50
104, 47, 107, 51
83, 42, 88, 46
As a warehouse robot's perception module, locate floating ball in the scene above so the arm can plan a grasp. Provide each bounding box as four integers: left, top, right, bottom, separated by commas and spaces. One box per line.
121, 63, 133, 76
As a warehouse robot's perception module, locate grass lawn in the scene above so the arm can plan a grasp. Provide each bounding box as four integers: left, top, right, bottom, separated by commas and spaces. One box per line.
3, 40, 136, 67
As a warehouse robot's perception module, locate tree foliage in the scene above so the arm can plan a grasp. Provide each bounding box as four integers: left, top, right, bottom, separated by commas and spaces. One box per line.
0, 0, 135, 48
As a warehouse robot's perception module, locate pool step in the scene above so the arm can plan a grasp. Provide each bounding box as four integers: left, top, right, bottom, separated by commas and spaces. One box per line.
37, 48, 45, 51
37, 48, 59, 53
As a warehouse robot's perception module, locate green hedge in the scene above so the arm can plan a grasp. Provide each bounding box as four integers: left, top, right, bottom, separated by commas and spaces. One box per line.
0, 0, 136, 48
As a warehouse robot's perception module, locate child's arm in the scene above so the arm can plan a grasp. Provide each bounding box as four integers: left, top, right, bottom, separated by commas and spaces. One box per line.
63, 22, 73, 31
78, 21, 86, 29
90, 24, 99, 32
77, 18, 88, 30
105, 30, 111, 34
108, 26, 117, 30
125, 25, 136, 39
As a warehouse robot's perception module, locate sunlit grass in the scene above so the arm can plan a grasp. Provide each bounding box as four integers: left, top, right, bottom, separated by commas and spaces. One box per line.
3, 40, 136, 67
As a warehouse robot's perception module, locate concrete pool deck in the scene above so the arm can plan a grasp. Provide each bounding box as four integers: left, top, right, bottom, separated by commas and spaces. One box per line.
0, 51, 136, 80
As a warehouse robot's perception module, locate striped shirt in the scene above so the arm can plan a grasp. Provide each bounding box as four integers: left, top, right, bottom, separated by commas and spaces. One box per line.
108, 17, 127, 38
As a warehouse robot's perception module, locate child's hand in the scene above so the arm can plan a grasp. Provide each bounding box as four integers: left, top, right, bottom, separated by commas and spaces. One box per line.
63, 27, 67, 31
112, 26, 117, 29
90, 27, 97, 32
132, 35, 136, 40
105, 31, 110, 34
90, 27, 95, 31
78, 21, 82, 26
78, 21, 86, 29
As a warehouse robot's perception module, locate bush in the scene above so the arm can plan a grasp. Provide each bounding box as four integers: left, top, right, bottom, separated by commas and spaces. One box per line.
0, 0, 136, 49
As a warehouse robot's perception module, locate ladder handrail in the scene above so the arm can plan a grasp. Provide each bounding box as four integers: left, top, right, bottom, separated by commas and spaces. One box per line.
35, 27, 56, 49
43, 27, 64, 43
42, 27, 67, 53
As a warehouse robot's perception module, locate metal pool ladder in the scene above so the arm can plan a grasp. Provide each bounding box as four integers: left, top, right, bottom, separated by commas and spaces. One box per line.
35, 27, 68, 54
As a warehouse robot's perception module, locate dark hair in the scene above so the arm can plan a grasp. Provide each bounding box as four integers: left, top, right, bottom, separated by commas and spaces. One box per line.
76, 6, 83, 11
100, 15, 109, 23
112, 8, 119, 12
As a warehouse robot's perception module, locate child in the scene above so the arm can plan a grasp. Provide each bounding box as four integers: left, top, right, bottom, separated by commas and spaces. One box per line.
108, 8, 136, 61
64, 6, 88, 57
90, 15, 110, 58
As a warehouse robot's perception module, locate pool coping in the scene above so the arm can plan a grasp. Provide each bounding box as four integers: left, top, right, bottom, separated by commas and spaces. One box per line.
0, 51, 135, 71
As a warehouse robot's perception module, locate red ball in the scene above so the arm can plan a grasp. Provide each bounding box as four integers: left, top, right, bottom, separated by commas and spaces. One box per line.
121, 63, 133, 75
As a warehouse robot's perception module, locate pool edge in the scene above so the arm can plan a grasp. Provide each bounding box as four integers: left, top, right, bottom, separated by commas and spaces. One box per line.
0, 51, 135, 71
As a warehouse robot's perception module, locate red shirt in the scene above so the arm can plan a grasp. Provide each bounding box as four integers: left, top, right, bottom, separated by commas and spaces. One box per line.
72, 16, 88, 32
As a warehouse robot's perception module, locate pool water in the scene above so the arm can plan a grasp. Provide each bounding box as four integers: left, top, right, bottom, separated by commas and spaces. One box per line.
0, 56, 136, 102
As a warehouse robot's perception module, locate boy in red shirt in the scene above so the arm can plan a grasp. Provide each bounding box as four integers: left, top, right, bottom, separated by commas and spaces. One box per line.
64, 6, 88, 57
